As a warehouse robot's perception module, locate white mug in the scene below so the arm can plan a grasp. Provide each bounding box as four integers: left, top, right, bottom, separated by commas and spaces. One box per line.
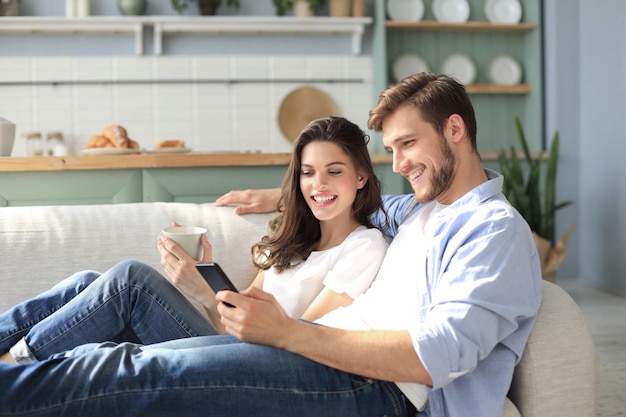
162, 226, 207, 261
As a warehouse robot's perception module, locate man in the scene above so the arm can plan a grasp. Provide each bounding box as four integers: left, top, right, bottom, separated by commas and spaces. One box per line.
0, 73, 541, 417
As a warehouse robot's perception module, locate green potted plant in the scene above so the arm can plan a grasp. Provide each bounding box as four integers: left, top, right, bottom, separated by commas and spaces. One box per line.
498, 115, 575, 281
171, 0, 240, 15
273, 0, 326, 17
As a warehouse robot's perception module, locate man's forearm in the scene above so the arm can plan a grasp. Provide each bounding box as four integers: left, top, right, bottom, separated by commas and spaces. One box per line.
283, 320, 433, 385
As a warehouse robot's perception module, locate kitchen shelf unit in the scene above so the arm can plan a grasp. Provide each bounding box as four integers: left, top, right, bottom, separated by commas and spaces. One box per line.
0, 16, 372, 56
385, 21, 536, 32
371, 0, 544, 155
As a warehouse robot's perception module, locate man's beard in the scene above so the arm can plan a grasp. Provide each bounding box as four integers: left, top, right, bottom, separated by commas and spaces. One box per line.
414, 138, 456, 203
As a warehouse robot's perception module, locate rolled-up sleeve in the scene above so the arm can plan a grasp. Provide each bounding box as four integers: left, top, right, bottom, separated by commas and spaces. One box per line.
409, 206, 542, 389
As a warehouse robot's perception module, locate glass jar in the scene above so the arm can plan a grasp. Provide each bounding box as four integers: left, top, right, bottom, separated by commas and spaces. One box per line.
24, 132, 43, 157
76, 0, 90, 17
46, 131, 65, 156
65, 0, 76, 17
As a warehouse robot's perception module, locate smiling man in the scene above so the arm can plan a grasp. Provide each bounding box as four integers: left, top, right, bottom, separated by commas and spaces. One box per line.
0, 73, 542, 417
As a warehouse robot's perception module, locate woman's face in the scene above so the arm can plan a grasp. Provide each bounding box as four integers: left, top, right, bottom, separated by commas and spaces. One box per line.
299, 141, 366, 225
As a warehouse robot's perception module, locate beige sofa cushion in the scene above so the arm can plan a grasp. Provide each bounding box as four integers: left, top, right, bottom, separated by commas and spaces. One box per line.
0, 202, 273, 312
508, 281, 597, 417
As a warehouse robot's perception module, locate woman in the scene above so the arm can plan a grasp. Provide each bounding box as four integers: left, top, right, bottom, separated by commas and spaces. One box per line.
0, 116, 389, 364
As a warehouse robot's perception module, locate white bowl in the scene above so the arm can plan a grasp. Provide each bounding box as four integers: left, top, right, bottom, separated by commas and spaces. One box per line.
386, 0, 425, 22
488, 55, 523, 85
485, 0, 522, 24
432, 0, 470, 23
441, 54, 476, 85
392, 54, 429, 82
0, 117, 16, 157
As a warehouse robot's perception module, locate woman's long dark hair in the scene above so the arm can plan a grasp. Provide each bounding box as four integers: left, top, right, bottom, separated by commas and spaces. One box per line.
252, 116, 388, 273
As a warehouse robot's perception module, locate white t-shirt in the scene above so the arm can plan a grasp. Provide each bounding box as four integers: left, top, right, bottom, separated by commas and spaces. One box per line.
315, 201, 445, 411
263, 226, 388, 319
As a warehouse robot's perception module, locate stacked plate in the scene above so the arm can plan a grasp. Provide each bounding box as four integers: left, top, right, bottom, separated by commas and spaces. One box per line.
432, 0, 470, 23
485, 0, 522, 24
488, 55, 523, 85
392, 54, 429, 82
386, 0, 425, 21
441, 54, 476, 85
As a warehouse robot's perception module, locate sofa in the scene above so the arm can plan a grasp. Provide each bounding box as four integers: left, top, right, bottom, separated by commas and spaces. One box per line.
0, 202, 597, 416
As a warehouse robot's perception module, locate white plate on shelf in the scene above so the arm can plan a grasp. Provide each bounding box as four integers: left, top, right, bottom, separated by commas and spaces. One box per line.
392, 54, 429, 82
485, 0, 522, 24
441, 54, 476, 85
432, 0, 470, 23
488, 55, 522, 85
144, 147, 192, 154
81, 148, 138, 156
386, 0, 425, 22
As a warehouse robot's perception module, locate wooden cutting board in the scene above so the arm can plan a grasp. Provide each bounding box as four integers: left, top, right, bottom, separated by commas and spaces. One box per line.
278, 86, 338, 142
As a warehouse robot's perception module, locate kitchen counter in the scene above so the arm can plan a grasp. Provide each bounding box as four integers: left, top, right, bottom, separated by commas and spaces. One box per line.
0, 152, 394, 172
0, 153, 400, 206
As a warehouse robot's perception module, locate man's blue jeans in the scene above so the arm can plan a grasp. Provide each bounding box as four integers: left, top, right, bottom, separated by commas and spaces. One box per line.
0, 259, 218, 361
0, 335, 414, 416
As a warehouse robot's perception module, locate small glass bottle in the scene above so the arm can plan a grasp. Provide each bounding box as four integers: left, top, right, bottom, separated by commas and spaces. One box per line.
24, 132, 43, 157
46, 131, 65, 156
65, 0, 77, 17
353, 0, 367, 17
76, 0, 90, 17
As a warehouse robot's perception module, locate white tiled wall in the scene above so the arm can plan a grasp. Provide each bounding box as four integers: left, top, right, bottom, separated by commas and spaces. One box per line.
0, 55, 374, 156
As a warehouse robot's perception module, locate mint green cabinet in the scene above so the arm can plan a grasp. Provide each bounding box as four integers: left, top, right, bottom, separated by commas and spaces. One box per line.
0, 162, 405, 206
142, 167, 289, 204
0, 170, 142, 206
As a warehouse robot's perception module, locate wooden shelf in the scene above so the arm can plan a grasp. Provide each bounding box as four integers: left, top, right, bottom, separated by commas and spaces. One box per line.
385, 21, 537, 32
466, 84, 531, 94
0, 153, 396, 172
153, 16, 373, 55
386, 83, 530, 94
0, 17, 145, 54
0, 16, 373, 56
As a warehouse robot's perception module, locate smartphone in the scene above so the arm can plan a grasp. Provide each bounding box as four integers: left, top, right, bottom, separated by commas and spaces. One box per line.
196, 262, 238, 307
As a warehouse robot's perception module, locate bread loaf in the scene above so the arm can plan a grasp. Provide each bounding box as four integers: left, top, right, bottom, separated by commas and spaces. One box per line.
155, 139, 185, 149
87, 135, 114, 148
86, 125, 139, 150
128, 139, 140, 149
101, 125, 129, 148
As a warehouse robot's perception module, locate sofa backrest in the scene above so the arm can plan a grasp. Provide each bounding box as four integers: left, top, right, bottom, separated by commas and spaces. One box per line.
0, 202, 274, 312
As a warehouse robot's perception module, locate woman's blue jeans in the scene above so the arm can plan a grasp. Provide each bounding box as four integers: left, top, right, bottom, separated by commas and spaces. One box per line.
0, 260, 419, 416
0, 335, 415, 417
0, 259, 218, 361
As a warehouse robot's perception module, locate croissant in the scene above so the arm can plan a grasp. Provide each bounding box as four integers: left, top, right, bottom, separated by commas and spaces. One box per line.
87, 135, 115, 148
101, 125, 129, 148
155, 139, 185, 149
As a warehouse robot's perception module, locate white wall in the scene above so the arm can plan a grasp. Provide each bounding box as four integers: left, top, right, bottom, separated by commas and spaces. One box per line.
0, 55, 373, 155
543, 0, 581, 281
578, 0, 626, 291
546, 0, 626, 292
0, 0, 375, 156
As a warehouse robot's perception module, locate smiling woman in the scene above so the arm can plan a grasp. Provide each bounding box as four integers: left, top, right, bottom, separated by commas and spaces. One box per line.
0, 116, 389, 371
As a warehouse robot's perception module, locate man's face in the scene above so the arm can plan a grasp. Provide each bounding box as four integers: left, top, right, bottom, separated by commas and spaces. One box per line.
382, 104, 456, 203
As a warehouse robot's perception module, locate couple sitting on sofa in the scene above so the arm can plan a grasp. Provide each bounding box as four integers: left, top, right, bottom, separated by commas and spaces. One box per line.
0, 73, 541, 417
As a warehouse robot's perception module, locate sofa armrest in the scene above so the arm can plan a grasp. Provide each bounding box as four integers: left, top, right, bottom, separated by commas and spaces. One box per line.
508, 281, 597, 417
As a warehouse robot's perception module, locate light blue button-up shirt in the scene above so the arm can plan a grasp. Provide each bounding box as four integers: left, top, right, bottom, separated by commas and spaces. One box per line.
373, 169, 542, 417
